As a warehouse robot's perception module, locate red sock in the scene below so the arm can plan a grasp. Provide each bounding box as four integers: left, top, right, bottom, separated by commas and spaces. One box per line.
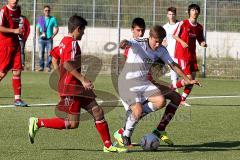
157, 103, 178, 131
176, 80, 184, 88
37, 117, 66, 129
95, 120, 112, 148
12, 76, 21, 100
182, 85, 193, 101
118, 128, 124, 135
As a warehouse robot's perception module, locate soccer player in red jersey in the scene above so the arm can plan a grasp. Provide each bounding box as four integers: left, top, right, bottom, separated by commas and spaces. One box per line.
28, 15, 127, 153
0, 0, 28, 107
173, 4, 207, 106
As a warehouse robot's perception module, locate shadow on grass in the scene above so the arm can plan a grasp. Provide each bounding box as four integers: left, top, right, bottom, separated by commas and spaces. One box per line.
129, 141, 240, 153
41, 141, 240, 153
41, 148, 103, 152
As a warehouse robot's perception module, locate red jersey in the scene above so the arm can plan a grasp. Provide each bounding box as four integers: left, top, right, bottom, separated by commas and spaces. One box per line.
123, 46, 130, 58
0, 5, 21, 46
174, 19, 205, 61
19, 16, 30, 42
50, 46, 60, 59
58, 36, 83, 96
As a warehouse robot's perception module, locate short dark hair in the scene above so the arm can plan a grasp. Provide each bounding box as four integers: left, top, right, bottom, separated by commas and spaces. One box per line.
167, 7, 177, 14
149, 25, 166, 40
188, 4, 200, 15
131, 17, 146, 29
44, 5, 51, 10
68, 14, 88, 33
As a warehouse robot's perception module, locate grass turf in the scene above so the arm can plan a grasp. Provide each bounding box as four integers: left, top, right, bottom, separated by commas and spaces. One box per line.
0, 71, 240, 160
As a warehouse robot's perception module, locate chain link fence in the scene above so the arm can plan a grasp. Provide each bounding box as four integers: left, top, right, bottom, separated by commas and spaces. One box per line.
0, 0, 240, 78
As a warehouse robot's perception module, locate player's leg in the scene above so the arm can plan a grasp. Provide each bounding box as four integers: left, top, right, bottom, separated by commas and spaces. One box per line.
175, 59, 194, 106
117, 83, 165, 146
114, 99, 157, 146
28, 96, 80, 144
38, 39, 45, 71
84, 99, 127, 153
170, 68, 179, 92
152, 89, 181, 146
181, 71, 196, 106
12, 70, 27, 106
9, 46, 28, 107
121, 102, 146, 146
46, 39, 53, 72
0, 46, 10, 81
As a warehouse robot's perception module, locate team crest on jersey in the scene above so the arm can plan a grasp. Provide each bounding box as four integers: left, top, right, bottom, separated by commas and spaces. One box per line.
189, 33, 196, 37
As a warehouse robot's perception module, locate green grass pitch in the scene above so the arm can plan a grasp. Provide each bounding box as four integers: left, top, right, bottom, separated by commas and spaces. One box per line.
0, 72, 240, 160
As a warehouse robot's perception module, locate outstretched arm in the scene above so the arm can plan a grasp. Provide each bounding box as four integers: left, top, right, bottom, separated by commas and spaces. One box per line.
169, 62, 201, 86
0, 26, 22, 34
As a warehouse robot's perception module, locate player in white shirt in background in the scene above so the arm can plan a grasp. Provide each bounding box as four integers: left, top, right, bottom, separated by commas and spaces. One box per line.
163, 7, 180, 91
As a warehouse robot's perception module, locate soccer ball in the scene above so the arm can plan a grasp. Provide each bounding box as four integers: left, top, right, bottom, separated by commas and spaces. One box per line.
140, 133, 160, 151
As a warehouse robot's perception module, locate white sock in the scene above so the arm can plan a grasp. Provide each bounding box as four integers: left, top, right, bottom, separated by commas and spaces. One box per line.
123, 102, 156, 137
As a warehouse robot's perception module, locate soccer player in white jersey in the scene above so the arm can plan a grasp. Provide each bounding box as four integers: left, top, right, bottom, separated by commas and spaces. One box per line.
123, 17, 146, 59
115, 25, 200, 147
116, 18, 180, 146
163, 7, 179, 90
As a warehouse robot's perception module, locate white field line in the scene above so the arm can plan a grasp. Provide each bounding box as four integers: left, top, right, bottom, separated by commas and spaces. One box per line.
0, 95, 240, 108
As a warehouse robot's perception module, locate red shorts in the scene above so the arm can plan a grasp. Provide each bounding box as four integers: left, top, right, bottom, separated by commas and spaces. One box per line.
177, 59, 199, 75
0, 46, 22, 72
57, 96, 96, 115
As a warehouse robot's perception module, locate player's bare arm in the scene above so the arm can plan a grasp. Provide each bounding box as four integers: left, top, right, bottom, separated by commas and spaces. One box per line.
52, 57, 60, 77
162, 39, 168, 47
52, 57, 59, 70
169, 62, 201, 86
63, 61, 94, 90
119, 39, 131, 49
172, 35, 188, 48
51, 27, 59, 39
0, 26, 22, 35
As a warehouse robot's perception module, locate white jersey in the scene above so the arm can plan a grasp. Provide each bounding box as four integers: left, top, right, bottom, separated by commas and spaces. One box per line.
121, 38, 174, 81
118, 38, 174, 105
163, 21, 179, 58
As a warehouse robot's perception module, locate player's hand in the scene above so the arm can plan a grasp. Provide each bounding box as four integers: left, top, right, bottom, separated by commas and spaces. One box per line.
13, 28, 22, 35
119, 39, 130, 49
162, 40, 168, 47
180, 41, 188, 48
185, 79, 202, 87
201, 41, 207, 48
82, 78, 94, 90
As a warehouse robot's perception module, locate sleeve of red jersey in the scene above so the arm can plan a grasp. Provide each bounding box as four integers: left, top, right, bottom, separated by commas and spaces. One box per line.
50, 46, 60, 60
63, 41, 81, 71
196, 25, 205, 44
123, 46, 130, 58
23, 17, 30, 41
173, 21, 183, 37
0, 8, 5, 26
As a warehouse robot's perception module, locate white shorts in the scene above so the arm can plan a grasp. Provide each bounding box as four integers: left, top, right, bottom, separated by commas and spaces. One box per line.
118, 80, 161, 107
